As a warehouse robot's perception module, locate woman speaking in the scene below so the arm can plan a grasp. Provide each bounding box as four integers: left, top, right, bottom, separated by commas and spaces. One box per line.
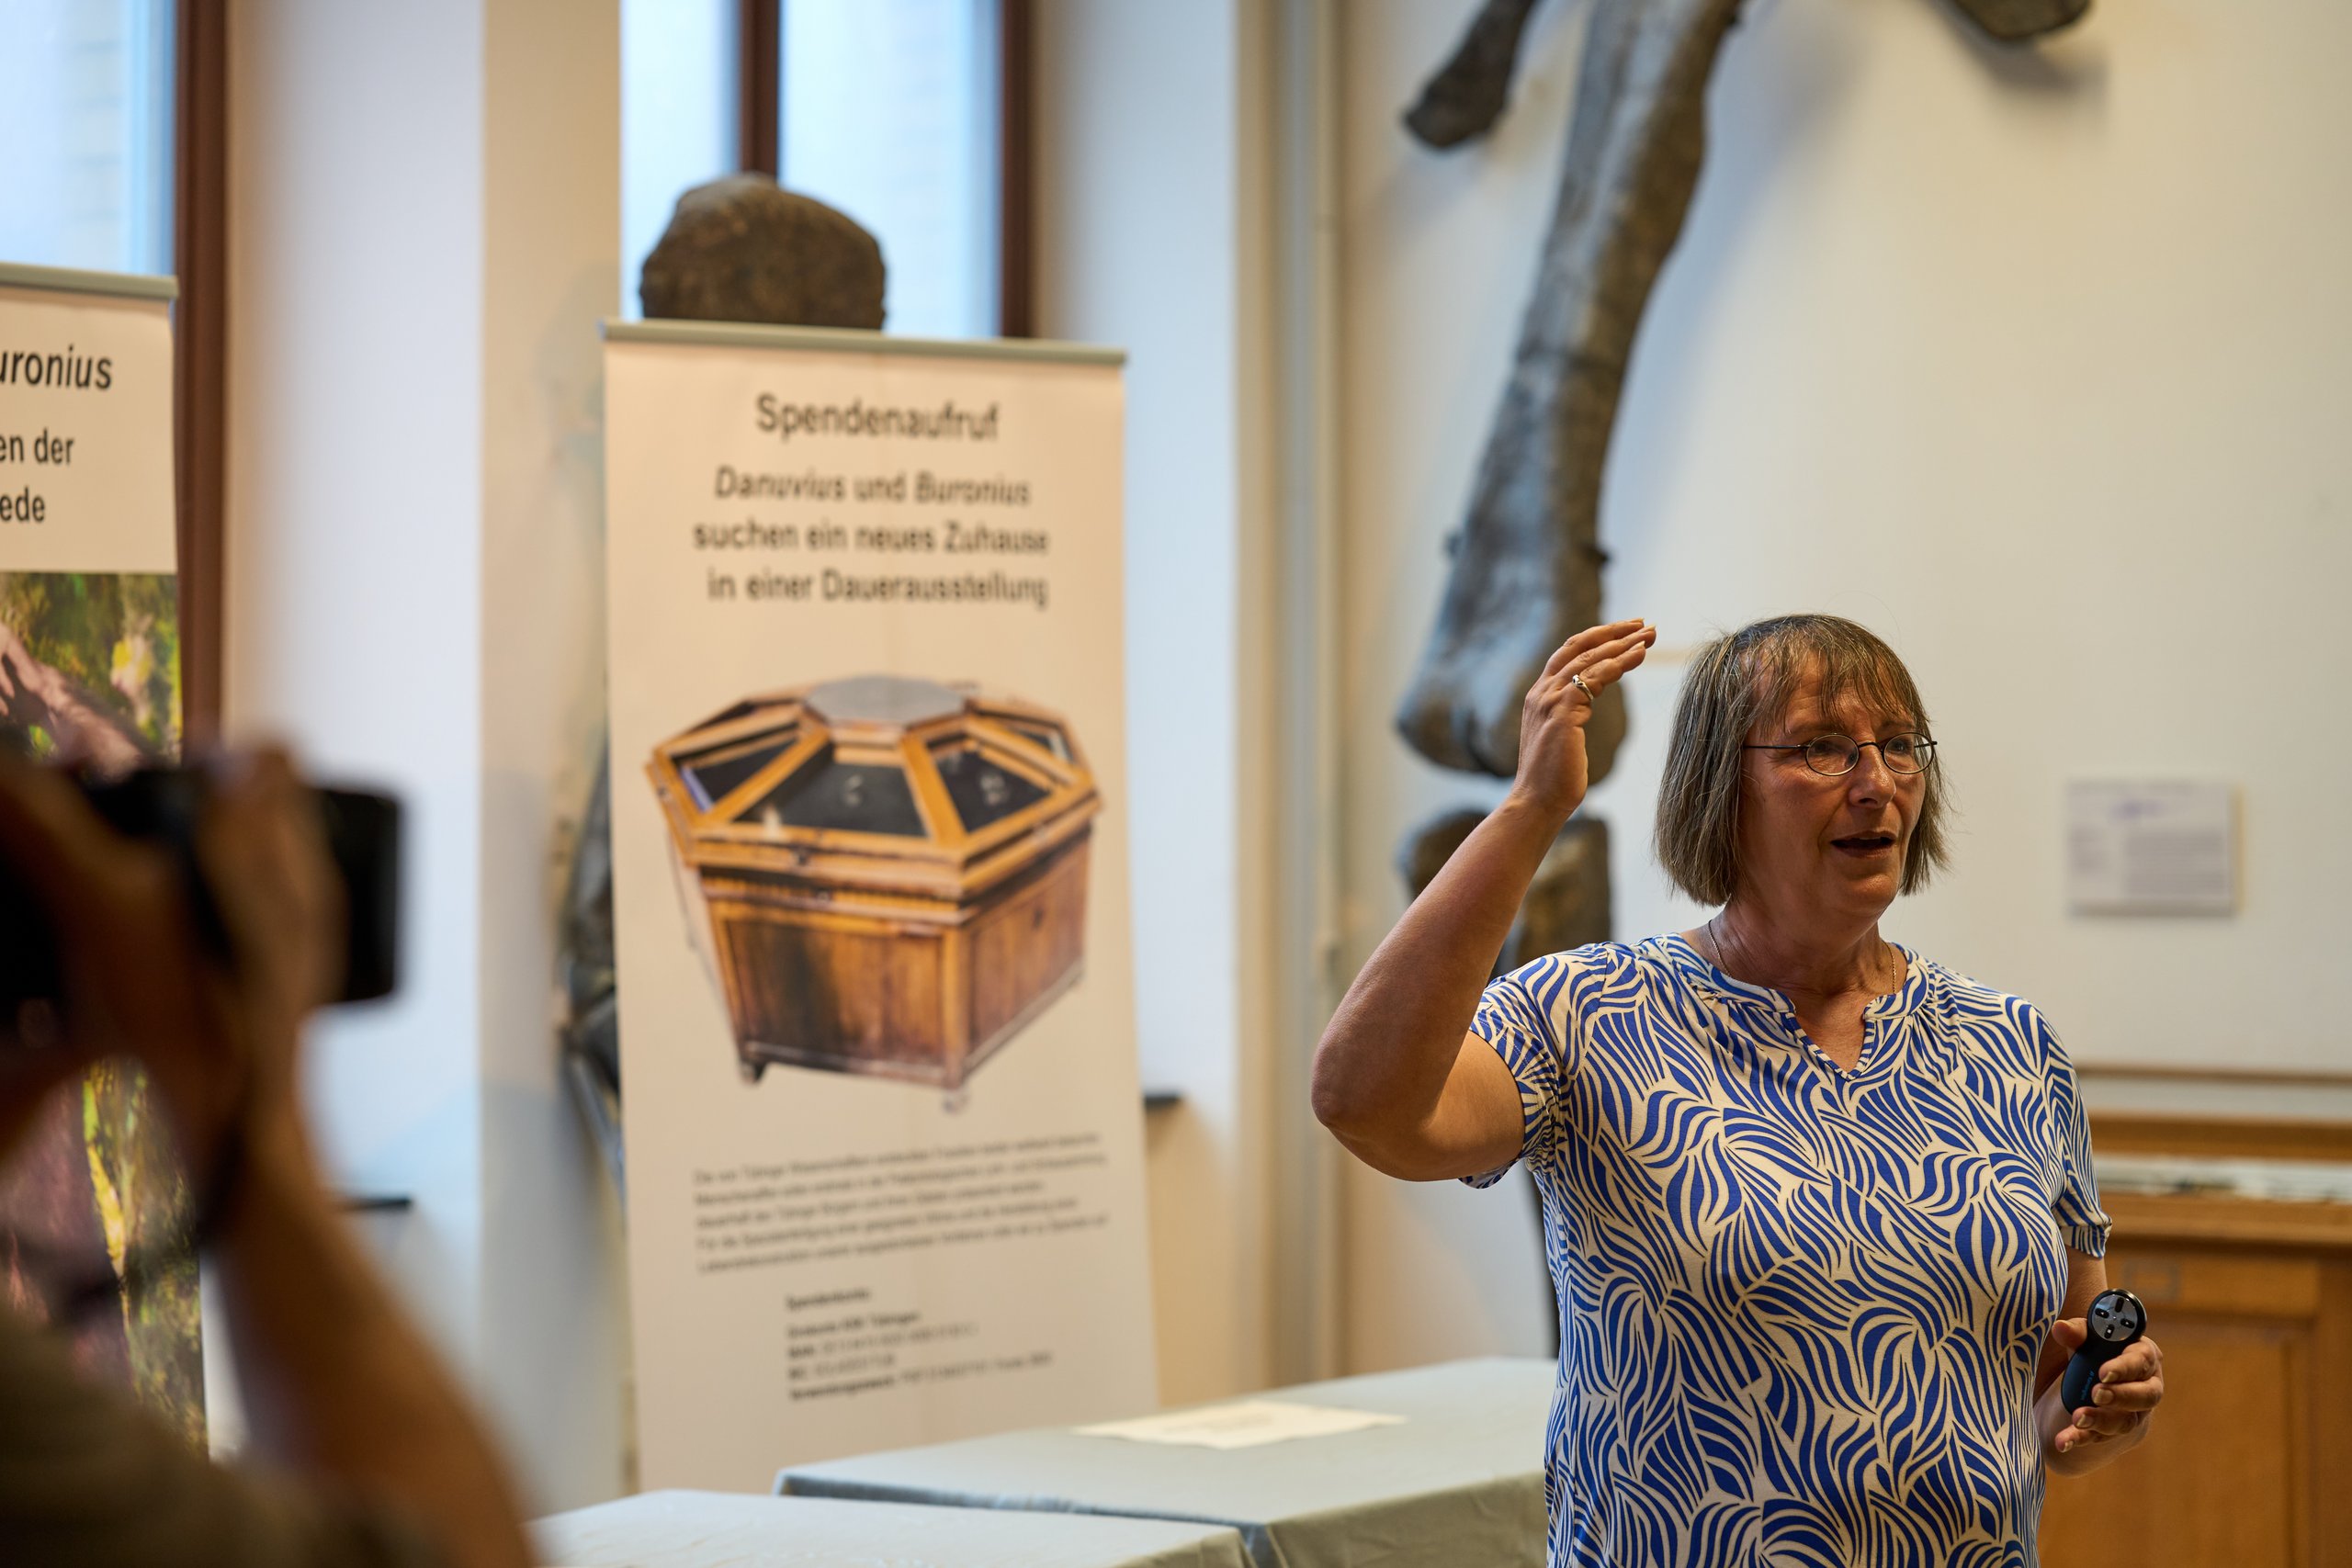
1312, 614, 2164, 1567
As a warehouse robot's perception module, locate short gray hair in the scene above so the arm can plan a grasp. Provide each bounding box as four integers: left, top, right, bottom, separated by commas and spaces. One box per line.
1654, 615, 1950, 906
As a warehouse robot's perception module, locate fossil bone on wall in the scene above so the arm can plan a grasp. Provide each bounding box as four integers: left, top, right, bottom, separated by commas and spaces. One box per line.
1394, 0, 2089, 924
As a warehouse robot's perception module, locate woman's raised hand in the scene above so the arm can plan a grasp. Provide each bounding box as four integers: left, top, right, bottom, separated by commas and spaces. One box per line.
1511, 617, 1657, 820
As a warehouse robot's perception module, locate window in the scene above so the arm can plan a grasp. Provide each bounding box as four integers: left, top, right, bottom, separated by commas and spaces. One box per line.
779, 0, 1000, 340
619, 0, 1019, 338
0, 0, 176, 276
619, 0, 738, 319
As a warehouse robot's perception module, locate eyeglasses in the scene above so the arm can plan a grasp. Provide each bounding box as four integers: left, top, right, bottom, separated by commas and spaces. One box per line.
1742, 733, 1936, 777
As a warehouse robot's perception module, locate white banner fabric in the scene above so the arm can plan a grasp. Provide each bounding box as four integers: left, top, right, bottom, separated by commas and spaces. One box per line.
603, 326, 1157, 1491
0, 269, 200, 1442
0, 280, 176, 572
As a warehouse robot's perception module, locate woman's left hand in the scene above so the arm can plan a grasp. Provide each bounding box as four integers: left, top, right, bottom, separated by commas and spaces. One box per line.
2041, 1317, 2165, 1463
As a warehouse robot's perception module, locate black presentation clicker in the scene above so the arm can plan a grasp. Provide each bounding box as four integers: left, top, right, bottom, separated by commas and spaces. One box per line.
2059, 1288, 2146, 1414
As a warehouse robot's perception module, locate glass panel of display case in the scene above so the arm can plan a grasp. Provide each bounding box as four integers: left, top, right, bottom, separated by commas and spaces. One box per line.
737, 753, 926, 837
933, 743, 1046, 831
677, 726, 798, 810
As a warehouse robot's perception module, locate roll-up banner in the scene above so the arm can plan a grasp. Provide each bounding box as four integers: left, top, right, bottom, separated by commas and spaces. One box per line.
603, 321, 1156, 1490
0, 262, 199, 1440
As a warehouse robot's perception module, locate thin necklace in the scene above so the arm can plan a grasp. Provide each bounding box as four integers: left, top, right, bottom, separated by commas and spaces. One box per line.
1704, 912, 1899, 995
1704, 912, 1738, 977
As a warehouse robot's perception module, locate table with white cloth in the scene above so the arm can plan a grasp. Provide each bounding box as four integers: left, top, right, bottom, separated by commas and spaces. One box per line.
532, 1488, 1252, 1568
776, 1357, 1555, 1568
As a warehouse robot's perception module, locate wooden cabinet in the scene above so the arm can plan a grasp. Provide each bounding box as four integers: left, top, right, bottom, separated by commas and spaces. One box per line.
648, 675, 1099, 1091
2037, 1190, 2352, 1567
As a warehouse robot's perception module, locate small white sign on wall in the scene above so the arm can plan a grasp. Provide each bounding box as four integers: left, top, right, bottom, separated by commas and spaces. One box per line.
2066, 781, 2237, 915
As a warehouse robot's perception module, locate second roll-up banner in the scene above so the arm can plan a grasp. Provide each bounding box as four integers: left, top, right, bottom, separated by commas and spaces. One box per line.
602, 320, 1156, 1491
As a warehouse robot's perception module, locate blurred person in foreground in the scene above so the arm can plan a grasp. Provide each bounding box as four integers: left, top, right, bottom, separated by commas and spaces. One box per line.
1314, 614, 2164, 1567
0, 750, 529, 1568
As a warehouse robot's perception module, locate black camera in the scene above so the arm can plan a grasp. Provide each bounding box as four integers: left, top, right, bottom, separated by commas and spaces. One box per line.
0, 766, 401, 1013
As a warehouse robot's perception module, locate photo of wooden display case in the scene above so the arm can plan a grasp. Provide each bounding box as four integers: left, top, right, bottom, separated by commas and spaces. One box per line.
648, 674, 1099, 1095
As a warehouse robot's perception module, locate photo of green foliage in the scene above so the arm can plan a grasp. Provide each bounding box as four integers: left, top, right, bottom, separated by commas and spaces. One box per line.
0, 570, 202, 1447
0, 570, 181, 759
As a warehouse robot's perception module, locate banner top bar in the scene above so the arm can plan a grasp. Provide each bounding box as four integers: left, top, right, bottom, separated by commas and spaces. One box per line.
603, 317, 1125, 367
0, 261, 178, 302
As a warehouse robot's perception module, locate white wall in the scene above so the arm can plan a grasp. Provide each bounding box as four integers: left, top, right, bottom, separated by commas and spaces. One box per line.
477, 0, 629, 1510
1335, 0, 2352, 1371
226, 0, 627, 1510
226, 0, 492, 1382
1034, 0, 1278, 1406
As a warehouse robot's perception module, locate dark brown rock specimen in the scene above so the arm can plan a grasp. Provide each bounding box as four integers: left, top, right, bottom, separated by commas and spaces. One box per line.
1944, 0, 2091, 43
638, 174, 887, 329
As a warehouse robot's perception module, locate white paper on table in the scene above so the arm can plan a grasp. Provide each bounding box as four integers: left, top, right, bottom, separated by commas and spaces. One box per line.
1077, 1401, 1407, 1450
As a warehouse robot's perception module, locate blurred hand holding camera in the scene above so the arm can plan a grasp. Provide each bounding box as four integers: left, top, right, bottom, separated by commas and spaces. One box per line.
0, 747, 340, 1169
0, 748, 529, 1568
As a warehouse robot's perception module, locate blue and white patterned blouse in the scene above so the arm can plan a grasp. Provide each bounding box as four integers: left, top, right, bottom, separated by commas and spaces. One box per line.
1469, 933, 2109, 1568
